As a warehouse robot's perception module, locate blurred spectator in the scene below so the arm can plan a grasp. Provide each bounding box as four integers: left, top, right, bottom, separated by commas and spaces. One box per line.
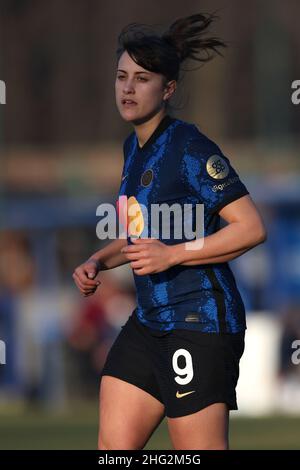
64, 270, 135, 399
0, 230, 34, 399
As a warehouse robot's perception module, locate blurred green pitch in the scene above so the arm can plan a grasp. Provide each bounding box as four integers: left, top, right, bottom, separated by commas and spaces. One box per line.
0, 403, 299, 449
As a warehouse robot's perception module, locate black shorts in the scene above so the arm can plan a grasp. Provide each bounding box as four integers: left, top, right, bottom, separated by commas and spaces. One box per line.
100, 312, 245, 418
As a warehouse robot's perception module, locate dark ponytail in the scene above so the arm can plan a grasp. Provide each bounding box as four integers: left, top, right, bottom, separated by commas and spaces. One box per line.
162, 13, 227, 70
116, 13, 227, 82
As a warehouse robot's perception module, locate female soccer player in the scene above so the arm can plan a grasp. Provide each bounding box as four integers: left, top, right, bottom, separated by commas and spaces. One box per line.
73, 13, 267, 450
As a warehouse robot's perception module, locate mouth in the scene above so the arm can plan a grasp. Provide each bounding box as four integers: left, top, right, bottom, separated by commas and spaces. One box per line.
122, 99, 137, 107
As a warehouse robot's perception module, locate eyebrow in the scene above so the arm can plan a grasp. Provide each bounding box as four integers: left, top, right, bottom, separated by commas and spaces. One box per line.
117, 69, 151, 75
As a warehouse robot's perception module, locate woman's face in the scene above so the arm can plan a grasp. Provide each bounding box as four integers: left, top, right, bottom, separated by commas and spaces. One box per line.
115, 51, 174, 123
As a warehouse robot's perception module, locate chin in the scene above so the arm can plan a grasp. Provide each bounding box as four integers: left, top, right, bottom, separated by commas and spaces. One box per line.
127, 109, 162, 126
119, 109, 140, 122
121, 114, 137, 123
118, 105, 162, 125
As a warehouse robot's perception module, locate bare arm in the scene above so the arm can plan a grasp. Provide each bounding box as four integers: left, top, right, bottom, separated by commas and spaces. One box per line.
171, 195, 267, 266
88, 238, 129, 270
121, 195, 267, 275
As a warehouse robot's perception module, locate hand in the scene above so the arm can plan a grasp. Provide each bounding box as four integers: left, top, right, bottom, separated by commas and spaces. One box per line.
72, 258, 102, 297
121, 238, 176, 275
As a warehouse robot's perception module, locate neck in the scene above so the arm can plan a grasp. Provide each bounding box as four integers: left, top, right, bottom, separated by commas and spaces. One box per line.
134, 109, 167, 148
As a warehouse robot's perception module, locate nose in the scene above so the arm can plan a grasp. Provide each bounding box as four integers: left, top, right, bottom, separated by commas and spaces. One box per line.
123, 78, 135, 94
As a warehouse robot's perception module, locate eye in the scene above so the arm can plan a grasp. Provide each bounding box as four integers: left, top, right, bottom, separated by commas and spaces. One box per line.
116, 75, 148, 81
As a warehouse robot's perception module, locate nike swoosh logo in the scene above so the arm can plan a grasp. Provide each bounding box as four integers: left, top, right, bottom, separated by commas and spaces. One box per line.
176, 391, 196, 399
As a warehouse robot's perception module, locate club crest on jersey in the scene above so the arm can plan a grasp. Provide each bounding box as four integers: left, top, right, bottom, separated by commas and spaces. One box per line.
206, 155, 229, 180
141, 169, 153, 187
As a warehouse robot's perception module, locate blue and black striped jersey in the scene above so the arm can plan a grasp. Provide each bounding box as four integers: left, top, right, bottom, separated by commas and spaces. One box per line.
118, 114, 249, 333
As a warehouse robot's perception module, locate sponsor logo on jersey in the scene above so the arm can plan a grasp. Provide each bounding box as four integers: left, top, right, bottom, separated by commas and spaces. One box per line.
206, 155, 229, 180
212, 176, 240, 192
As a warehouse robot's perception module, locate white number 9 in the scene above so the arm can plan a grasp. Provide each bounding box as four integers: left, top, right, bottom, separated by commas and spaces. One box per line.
172, 348, 194, 385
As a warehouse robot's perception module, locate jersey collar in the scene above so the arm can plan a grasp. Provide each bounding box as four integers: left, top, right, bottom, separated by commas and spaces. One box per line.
135, 114, 176, 153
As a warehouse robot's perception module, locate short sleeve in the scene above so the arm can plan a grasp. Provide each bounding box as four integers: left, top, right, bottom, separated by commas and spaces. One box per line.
180, 137, 249, 215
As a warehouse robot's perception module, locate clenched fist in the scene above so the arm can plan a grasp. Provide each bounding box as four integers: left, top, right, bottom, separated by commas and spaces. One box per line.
72, 258, 102, 297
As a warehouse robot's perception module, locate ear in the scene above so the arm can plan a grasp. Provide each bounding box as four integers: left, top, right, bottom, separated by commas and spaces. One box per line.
163, 80, 177, 101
